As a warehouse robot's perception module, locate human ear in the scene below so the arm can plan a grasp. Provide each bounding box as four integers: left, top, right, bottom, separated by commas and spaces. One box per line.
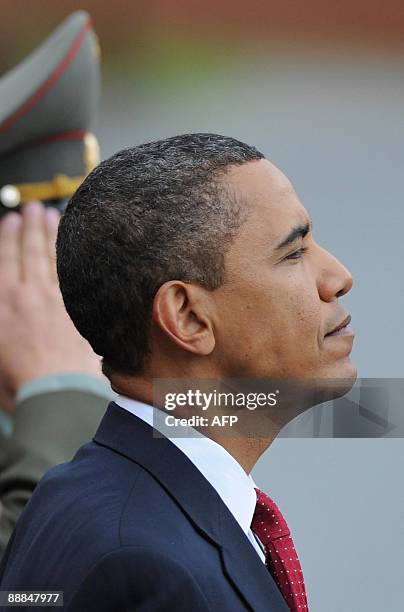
152, 280, 215, 356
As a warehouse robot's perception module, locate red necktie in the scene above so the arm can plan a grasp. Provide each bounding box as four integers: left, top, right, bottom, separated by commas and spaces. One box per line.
251, 488, 309, 611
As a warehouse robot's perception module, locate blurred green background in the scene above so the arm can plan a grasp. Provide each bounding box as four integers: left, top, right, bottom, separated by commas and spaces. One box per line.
2, 0, 404, 88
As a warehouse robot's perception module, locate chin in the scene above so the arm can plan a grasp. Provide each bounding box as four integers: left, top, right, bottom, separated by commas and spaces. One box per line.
315, 359, 358, 403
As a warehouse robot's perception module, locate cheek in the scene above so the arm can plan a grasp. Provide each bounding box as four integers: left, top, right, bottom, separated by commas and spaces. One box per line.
215, 273, 322, 369
292, 293, 321, 341
234, 288, 322, 369
267, 293, 321, 351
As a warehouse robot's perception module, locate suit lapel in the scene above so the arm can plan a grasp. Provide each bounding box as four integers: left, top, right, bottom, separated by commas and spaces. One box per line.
94, 402, 221, 545
94, 402, 289, 611
218, 501, 289, 611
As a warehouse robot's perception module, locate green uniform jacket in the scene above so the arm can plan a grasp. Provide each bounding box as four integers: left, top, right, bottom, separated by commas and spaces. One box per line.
0, 389, 109, 558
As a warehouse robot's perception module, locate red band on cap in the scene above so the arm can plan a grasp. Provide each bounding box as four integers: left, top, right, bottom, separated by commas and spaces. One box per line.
0, 20, 92, 134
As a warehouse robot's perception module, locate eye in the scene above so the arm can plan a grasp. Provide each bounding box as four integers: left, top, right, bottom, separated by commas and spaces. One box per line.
285, 247, 308, 261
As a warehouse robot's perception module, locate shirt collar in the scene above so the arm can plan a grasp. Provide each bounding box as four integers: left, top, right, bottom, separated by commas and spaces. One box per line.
115, 395, 257, 536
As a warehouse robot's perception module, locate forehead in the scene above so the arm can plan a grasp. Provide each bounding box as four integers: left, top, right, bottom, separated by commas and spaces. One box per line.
224, 159, 309, 247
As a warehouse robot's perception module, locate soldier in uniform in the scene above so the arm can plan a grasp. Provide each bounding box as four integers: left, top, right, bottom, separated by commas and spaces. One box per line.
0, 11, 113, 558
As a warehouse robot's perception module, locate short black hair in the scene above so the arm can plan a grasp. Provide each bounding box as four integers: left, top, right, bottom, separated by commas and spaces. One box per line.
56, 133, 264, 377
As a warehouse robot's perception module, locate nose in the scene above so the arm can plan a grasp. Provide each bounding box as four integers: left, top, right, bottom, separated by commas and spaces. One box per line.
316, 246, 353, 302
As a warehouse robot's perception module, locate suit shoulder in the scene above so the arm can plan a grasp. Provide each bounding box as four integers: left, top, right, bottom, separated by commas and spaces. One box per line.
13, 441, 146, 556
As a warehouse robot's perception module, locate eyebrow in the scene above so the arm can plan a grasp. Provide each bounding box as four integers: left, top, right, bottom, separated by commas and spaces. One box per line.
274, 221, 312, 251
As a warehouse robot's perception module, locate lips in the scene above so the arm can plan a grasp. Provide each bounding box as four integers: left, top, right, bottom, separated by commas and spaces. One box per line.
325, 314, 352, 337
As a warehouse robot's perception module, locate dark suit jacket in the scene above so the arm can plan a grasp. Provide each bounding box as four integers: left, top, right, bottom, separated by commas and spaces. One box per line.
0, 390, 108, 558
0, 402, 288, 611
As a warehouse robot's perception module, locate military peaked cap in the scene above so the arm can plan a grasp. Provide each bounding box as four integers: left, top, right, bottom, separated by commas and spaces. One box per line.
0, 11, 100, 212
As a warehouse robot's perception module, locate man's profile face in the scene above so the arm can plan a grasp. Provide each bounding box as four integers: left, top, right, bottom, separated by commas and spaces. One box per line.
212, 159, 356, 391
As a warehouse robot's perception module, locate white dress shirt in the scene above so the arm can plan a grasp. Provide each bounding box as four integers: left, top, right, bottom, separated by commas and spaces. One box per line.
114, 395, 265, 563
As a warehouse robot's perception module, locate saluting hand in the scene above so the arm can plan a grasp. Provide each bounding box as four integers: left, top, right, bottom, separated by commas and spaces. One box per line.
0, 201, 104, 414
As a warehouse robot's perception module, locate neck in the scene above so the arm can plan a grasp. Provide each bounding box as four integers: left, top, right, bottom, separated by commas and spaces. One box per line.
211, 435, 274, 473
